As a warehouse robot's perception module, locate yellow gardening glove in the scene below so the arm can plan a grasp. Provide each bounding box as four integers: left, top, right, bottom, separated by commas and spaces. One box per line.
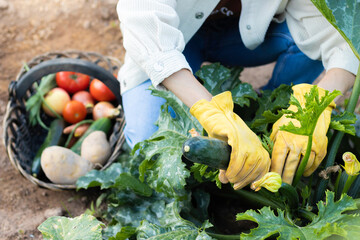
270, 84, 335, 184
190, 91, 271, 190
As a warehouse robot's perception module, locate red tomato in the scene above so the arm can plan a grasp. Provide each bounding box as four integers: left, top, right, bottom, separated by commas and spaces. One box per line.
89, 79, 116, 102
62, 100, 87, 124
56, 72, 90, 94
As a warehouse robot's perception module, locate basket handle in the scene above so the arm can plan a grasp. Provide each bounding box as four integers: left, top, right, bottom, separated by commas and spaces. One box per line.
14, 58, 122, 105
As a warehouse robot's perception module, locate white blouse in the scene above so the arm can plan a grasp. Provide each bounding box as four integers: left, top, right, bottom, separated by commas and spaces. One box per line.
116, 0, 359, 94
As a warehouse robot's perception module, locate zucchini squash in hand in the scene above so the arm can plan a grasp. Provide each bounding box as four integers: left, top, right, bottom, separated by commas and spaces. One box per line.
182, 136, 231, 169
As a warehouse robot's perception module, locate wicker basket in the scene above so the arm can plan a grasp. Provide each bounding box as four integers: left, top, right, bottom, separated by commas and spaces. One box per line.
2, 50, 126, 190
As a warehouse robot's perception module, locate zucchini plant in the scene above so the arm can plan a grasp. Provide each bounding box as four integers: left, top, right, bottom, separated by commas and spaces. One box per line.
38, 1, 360, 239
310, 0, 360, 202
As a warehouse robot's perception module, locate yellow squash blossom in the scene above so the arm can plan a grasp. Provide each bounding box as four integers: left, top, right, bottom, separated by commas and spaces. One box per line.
251, 172, 282, 193
342, 152, 360, 176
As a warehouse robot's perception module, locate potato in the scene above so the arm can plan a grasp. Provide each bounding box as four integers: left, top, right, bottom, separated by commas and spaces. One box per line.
81, 131, 111, 166
41, 146, 93, 184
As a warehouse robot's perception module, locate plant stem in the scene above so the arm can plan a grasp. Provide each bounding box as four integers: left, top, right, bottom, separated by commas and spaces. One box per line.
206, 232, 240, 240
233, 189, 285, 210
298, 208, 316, 222
293, 135, 313, 186
342, 175, 357, 195
334, 169, 342, 200
346, 65, 360, 113
36, 110, 49, 130
211, 186, 285, 210
315, 64, 360, 203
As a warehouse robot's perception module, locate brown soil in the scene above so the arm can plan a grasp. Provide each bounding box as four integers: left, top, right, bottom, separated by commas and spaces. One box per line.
0, 1, 274, 239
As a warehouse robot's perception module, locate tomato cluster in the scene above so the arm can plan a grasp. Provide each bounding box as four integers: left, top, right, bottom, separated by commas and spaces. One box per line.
42, 72, 117, 124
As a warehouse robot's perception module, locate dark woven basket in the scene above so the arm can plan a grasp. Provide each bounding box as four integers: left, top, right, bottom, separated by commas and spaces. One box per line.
2, 50, 126, 190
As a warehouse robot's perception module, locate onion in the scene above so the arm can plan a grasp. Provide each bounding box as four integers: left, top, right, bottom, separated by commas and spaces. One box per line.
92, 101, 120, 120
72, 91, 95, 109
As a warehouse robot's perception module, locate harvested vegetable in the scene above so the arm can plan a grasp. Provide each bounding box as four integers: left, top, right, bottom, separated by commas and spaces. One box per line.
70, 117, 113, 154
31, 118, 66, 177
63, 122, 91, 137
25, 73, 57, 128
81, 131, 111, 166
182, 136, 230, 170
72, 90, 95, 110
41, 146, 93, 185
42, 87, 70, 117
92, 101, 120, 120
62, 100, 87, 124
56, 71, 90, 94
89, 79, 116, 101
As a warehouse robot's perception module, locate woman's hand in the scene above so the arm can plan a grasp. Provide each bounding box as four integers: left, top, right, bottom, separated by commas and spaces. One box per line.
270, 84, 335, 184
190, 91, 271, 190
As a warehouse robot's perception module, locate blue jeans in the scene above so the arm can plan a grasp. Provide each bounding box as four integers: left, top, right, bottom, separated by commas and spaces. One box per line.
122, 18, 324, 149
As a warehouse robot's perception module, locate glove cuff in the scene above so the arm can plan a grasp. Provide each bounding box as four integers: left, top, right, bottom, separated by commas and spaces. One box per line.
190, 91, 234, 117
190, 99, 209, 117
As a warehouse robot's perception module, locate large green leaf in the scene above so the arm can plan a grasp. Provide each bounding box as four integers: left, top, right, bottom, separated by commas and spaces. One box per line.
108, 226, 137, 240
280, 86, 341, 136
251, 84, 292, 134
107, 191, 168, 228
230, 82, 258, 108
135, 87, 201, 197
77, 163, 124, 190
38, 214, 104, 240
136, 202, 214, 240
330, 110, 357, 135
113, 173, 153, 197
236, 191, 360, 240
195, 62, 231, 95
311, 0, 360, 59
195, 63, 258, 106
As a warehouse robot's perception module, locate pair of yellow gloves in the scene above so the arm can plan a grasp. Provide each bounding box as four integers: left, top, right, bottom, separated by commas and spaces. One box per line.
190, 84, 334, 189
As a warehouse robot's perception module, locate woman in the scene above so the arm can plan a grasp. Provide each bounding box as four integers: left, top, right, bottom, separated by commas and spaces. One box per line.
116, 0, 359, 189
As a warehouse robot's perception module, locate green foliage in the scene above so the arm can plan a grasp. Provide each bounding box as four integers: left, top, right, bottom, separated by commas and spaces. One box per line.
108, 226, 137, 240
77, 163, 152, 197
39, 57, 360, 239
38, 214, 104, 240
77, 163, 125, 190
25, 73, 57, 129
195, 63, 258, 107
330, 111, 357, 135
280, 86, 341, 136
259, 135, 274, 156
311, 0, 360, 60
133, 88, 199, 198
236, 191, 360, 240
251, 84, 293, 134
106, 191, 169, 228
190, 163, 221, 188
136, 202, 213, 239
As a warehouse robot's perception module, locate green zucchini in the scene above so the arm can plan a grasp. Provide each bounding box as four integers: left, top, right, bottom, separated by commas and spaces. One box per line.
182, 136, 230, 169
70, 117, 113, 155
32, 118, 65, 177
279, 182, 299, 210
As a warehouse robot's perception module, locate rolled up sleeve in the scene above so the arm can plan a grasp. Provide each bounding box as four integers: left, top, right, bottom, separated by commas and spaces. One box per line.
285, 0, 359, 75
117, 0, 191, 89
